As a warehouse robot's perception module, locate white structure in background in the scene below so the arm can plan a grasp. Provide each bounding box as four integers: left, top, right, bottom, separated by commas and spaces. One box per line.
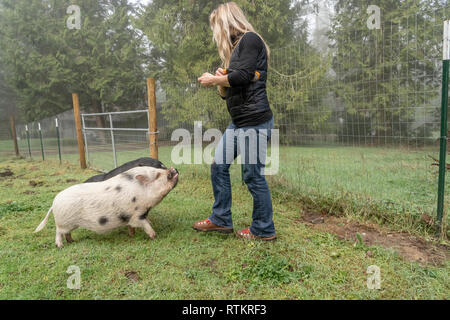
309, 0, 333, 54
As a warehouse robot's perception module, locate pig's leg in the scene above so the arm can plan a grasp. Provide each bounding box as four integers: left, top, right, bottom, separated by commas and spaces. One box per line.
129, 216, 156, 240
65, 233, 74, 243
55, 228, 64, 248
140, 219, 156, 240
128, 226, 136, 237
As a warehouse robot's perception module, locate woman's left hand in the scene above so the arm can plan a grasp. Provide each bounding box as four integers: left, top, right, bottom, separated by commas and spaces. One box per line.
198, 72, 216, 88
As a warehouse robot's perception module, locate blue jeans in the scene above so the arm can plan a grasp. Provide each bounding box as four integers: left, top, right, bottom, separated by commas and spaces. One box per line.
209, 117, 275, 237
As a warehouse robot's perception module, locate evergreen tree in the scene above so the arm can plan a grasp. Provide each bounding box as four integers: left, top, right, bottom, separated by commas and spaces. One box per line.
0, 0, 148, 122
329, 0, 445, 144
137, 0, 307, 130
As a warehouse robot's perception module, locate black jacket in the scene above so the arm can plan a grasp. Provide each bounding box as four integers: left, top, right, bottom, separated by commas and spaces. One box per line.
224, 32, 273, 127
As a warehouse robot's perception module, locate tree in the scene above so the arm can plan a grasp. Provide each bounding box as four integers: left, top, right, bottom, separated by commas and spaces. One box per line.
62, 0, 148, 115
329, 0, 445, 145
0, 0, 72, 121
0, 0, 148, 122
267, 43, 333, 145
136, 0, 307, 130
0, 63, 17, 121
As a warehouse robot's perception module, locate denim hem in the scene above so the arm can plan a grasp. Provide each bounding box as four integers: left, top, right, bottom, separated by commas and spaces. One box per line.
249, 226, 276, 238
208, 214, 233, 229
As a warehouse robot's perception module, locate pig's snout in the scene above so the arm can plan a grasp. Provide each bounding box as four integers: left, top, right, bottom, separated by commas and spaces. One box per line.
167, 168, 178, 180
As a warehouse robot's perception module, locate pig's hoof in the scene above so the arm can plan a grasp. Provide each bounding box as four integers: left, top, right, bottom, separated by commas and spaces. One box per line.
65, 234, 74, 243
148, 233, 156, 240
56, 243, 64, 249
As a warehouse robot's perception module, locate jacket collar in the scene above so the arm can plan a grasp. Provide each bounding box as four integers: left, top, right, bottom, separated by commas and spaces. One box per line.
230, 33, 244, 48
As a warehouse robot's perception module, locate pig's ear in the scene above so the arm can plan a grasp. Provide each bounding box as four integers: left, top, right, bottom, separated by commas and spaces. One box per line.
136, 174, 150, 185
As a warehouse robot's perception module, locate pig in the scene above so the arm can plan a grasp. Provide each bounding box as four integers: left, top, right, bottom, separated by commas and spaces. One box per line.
34, 166, 179, 248
84, 157, 167, 183
83, 157, 168, 237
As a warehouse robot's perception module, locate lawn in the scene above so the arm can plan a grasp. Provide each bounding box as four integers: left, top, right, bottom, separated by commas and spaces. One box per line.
0, 157, 448, 299
2, 137, 449, 234
14, 140, 446, 236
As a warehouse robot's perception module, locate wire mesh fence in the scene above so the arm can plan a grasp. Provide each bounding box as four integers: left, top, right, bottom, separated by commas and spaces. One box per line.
0, 124, 17, 160
81, 110, 151, 172
156, 5, 450, 230
11, 109, 79, 164
0, 120, 14, 159
1, 3, 449, 232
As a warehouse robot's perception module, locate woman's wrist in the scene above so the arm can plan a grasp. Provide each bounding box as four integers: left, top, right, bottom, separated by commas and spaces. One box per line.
214, 74, 230, 87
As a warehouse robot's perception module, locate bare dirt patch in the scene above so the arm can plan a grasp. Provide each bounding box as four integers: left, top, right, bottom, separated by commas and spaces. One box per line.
0, 168, 13, 177
124, 270, 140, 282
300, 211, 449, 265
29, 180, 44, 187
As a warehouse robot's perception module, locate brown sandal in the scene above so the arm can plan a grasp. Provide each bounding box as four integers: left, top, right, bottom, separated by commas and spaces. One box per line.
193, 218, 234, 234
236, 228, 277, 241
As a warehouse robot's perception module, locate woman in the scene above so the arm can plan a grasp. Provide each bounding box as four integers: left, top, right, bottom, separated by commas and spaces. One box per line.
194, 2, 276, 240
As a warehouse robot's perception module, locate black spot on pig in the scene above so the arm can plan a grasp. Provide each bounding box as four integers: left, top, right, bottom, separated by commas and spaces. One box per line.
139, 209, 150, 220
135, 206, 139, 211
139, 213, 147, 220
99, 217, 108, 225
132, 197, 136, 203
119, 213, 130, 223
115, 185, 122, 192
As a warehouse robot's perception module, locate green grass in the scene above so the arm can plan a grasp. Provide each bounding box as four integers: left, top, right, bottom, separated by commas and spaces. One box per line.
0, 157, 448, 299
30, 142, 447, 236
272, 145, 449, 236
2, 138, 448, 235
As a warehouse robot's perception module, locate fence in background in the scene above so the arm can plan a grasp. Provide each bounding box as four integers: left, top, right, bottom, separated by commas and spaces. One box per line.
3, 109, 79, 164
0, 120, 13, 158
81, 110, 151, 172
1, 5, 449, 235
74, 79, 157, 172
155, 5, 450, 233
0, 108, 156, 172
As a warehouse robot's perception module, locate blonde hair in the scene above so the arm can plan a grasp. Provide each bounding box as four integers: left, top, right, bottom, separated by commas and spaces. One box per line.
210, 2, 270, 68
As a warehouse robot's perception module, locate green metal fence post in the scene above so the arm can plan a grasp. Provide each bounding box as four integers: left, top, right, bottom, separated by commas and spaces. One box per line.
38, 122, 44, 161
25, 125, 31, 158
55, 118, 62, 164
436, 20, 450, 237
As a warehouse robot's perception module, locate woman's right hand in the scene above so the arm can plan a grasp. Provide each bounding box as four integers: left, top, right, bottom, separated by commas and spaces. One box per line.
215, 68, 226, 76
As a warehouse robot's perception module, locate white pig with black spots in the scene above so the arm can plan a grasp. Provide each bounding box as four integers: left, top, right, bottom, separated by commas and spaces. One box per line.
34, 166, 179, 248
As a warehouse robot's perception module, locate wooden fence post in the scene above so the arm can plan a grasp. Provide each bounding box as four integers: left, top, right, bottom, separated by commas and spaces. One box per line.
9, 116, 19, 157
72, 93, 87, 169
147, 78, 158, 159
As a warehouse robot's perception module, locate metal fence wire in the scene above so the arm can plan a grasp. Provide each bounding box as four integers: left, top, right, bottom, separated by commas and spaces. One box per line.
2, 4, 449, 231
0, 120, 14, 158
13, 109, 79, 163
156, 5, 450, 227
81, 110, 151, 172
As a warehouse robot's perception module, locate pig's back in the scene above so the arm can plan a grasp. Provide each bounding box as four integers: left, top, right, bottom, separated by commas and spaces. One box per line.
51, 175, 143, 231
